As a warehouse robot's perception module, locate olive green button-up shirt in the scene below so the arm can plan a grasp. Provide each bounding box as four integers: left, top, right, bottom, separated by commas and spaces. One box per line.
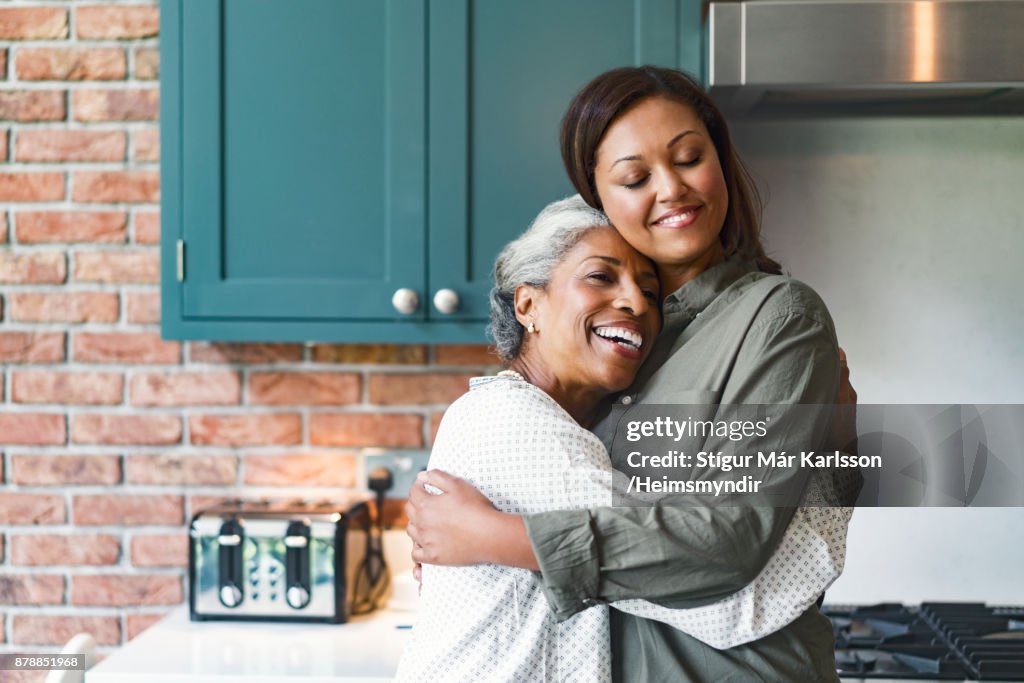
523, 257, 843, 682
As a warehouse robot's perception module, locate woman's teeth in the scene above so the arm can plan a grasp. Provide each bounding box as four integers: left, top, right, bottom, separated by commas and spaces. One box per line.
654, 210, 695, 226
593, 326, 643, 350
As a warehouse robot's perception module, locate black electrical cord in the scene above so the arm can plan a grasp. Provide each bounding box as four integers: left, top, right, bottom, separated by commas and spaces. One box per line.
350, 467, 393, 615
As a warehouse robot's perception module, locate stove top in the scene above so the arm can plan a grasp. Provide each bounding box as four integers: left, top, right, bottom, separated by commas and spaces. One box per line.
825, 603, 1024, 681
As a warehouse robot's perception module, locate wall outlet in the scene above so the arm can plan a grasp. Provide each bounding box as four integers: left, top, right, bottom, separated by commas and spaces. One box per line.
364, 450, 431, 500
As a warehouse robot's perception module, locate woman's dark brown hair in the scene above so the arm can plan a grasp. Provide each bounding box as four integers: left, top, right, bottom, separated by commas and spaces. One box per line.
560, 66, 782, 274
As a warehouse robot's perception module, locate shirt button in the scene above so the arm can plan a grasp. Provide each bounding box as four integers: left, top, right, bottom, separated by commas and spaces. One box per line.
621, 395, 633, 405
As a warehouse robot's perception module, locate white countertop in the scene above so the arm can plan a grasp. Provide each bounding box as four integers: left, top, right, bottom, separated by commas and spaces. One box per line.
87, 606, 414, 683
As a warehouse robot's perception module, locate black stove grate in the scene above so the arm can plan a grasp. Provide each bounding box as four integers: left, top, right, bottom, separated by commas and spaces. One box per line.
825, 602, 1024, 680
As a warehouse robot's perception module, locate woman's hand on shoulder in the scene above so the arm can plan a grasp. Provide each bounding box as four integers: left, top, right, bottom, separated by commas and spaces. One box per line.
405, 469, 501, 566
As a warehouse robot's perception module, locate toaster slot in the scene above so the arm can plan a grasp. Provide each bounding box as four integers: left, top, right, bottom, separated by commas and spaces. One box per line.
284, 520, 312, 609
217, 519, 244, 608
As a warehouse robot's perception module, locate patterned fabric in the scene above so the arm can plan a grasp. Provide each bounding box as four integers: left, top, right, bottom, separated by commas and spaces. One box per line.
395, 376, 851, 682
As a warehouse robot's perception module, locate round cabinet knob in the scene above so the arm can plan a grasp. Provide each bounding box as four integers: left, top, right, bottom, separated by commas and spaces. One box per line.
286, 585, 310, 609
219, 584, 243, 608
391, 288, 420, 315
432, 288, 460, 314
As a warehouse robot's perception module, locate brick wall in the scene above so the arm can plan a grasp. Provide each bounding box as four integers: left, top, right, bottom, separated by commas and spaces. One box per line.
0, 2, 498, 672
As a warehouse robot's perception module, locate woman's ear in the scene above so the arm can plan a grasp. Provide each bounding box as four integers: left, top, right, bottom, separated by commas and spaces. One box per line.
513, 284, 540, 328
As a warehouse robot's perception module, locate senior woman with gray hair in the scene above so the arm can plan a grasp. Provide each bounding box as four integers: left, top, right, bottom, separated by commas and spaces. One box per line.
395, 195, 850, 682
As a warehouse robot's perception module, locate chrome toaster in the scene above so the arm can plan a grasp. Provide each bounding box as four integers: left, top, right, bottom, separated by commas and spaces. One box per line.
189, 498, 370, 623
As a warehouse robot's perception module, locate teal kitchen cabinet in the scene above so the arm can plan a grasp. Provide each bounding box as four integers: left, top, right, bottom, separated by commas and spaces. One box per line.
161, 0, 704, 343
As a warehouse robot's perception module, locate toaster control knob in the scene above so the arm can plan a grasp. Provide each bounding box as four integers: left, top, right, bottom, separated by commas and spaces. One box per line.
286, 585, 310, 609
220, 584, 243, 608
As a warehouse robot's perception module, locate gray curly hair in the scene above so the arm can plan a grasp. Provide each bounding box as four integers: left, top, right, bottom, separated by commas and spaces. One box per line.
487, 194, 612, 362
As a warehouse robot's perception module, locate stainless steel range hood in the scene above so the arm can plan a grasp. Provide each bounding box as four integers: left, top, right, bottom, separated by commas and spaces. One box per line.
708, 0, 1024, 116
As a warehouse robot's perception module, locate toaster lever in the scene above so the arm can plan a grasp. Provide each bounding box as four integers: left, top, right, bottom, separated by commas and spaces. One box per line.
217, 519, 245, 608
285, 520, 312, 609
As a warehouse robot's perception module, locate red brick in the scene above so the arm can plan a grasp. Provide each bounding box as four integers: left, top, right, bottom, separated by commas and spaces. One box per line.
189, 342, 302, 364
126, 291, 160, 323
1, 129, 8, 162
249, 372, 360, 406
130, 534, 187, 568
0, 493, 66, 526
12, 371, 122, 405
12, 615, 120, 646
434, 344, 501, 366
244, 452, 357, 487
72, 170, 159, 203
16, 211, 127, 243
134, 211, 160, 243
16, 130, 125, 162
0, 172, 64, 201
429, 411, 444, 445
73, 494, 183, 526
73, 250, 158, 283
0, 332, 65, 363
0, 575, 64, 605
127, 130, 160, 166
368, 373, 472, 405
72, 414, 182, 445
130, 371, 240, 406
72, 575, 181, 607
73, 332, 180, 364
0, 90, 66, 121
311, 344, 427, 364
0, 8, 68, 40
15, 47, 125, 81
10, 534, 119, 566
0, 251, 66, 284
189, 414, 301, 447
125, 453, 237, 486
310, 413, 422, 447
73, 88, 158, 121
76, 5, 159, 40
134, 47, 159, 80
10, 292, 118, 323
0, 414, 66, 446
127, 613, 166, 639
10, 454, 121, 486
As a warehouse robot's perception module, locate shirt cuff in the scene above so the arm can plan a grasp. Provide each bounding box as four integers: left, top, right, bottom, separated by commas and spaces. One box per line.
523, 508, 601, 621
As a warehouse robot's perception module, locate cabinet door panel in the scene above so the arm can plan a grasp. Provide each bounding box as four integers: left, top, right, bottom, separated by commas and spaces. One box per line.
428, 0, 689, 321
177, 0, 426, 321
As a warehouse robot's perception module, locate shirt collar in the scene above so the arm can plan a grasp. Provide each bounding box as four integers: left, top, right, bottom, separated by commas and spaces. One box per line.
662, 255, 759, 321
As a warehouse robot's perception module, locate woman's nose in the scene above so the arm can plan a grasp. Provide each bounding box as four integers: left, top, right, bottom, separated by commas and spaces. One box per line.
655, 167, 688, 203
614, 283, 649, 316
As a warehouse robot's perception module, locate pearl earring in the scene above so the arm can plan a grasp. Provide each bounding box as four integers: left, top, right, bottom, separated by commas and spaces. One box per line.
527, 321, 537, 334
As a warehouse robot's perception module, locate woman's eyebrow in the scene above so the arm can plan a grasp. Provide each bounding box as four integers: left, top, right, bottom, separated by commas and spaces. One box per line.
667, 130, 698, 149
610, 155, 640, 169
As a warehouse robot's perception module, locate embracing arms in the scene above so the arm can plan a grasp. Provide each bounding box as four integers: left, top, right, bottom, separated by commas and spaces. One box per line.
408, 302, 854, 619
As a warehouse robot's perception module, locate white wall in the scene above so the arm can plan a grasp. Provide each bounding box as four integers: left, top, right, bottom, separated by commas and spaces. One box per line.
731, 117, 1024, 603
